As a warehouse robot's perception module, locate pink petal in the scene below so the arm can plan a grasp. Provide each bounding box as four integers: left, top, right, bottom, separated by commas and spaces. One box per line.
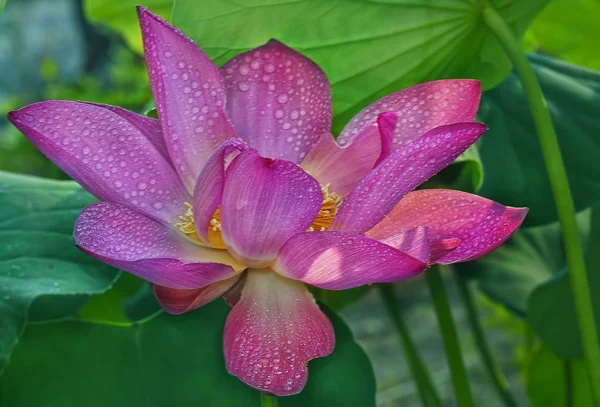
8, 101, 189, 224
337, 80, 481, 149
274, 231, 427, 290
220, 40, 331, 163
366, 189, 528, 264
152, 274, 241, 314
300, 113, 395, 197
224, 270, 334, 396
74, 202, 245, 289
192, 138, 247, 246
137, 7, 238, 191
82, 102, 170, 161
331, 122, 487, 234
221, 149, 322, 267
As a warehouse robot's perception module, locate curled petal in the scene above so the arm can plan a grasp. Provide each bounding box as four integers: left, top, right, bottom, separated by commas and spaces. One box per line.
379, 226, 431, 264
331, 122, 487, 234
338, 79, 481, 149
153, 274, 241, 314
300, 113, 395, 197
380, 227, 461, 264
366, 189, 528, 263
275, 232, 427, 290
224, 270, 334, 396
74, 202, 245, 289
8, 101, 189, 224
221, 149, 322, 267
138, 7, 237, 191
220, 40, 331, 163
192, 138, 247, 246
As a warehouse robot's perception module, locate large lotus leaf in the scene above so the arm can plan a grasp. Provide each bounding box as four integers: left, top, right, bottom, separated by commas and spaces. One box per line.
525, 0, 600, 72
527, 344, 593, 406
478, 53, 600, 226
0, 301, 376, 407
528, 208, 600, 359
171, 0, 547, 132
0, 171, 119, 373
85, 0, 548, 132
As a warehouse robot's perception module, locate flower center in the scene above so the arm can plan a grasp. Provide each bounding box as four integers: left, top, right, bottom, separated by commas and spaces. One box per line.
175, 184, 342, 248
176, 203, 226, 249
308, 184, 343, 232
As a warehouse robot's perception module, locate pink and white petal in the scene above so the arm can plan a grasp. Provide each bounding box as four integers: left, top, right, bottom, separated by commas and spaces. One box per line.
74, 202, 245, 289
82, 102, 170, 161
330, 122, 487, 234
300, 113, 395, 197
192, 138, 247, 245
138, 7, 237, 191
221, 149, 322, 267
337, 80, 481, 149
366, 189, 528, 264
152, 274, 241, 314
8, 101, 189, 224
220, 40, 331, 163
224, 270, 334, 396
274, 232, 427, 290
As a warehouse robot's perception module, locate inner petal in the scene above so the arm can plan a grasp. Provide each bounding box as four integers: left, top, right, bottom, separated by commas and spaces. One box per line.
176, 175, 342, 256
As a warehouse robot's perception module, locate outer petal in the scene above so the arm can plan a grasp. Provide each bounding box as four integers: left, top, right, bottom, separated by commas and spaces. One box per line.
74, 202, 245, 289
331, 122, 487, 234
138, 7, 237, 191
300, 113, 395, 197
224, 270, 334, 396
192, 138, 247, 246
152, 274, 241, 314
8, 101, 189, 224
220, 40, 331, 163
82, 102, 170, 161
274, 232, 427, 290
366, 189, 528, 264
337, 79, 481, 149
221, 149, 322, 267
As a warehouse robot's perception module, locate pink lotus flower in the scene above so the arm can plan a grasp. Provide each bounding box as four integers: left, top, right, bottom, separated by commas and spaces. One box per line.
8, 7, 527, 396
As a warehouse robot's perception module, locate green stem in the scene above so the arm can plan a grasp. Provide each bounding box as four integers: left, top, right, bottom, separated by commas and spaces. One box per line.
425, 267, 473, 407
454, 272, 517, 407
481, 3, 600, 405
260, 393, 278, 407
378, 284, 442, 407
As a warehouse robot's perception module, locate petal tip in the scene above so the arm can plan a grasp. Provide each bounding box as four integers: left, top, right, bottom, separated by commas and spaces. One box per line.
7, 109, 19, 123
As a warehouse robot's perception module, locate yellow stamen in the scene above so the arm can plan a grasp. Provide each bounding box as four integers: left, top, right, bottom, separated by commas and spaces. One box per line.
308, 184, 343, 232
175, 202, 226, 248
